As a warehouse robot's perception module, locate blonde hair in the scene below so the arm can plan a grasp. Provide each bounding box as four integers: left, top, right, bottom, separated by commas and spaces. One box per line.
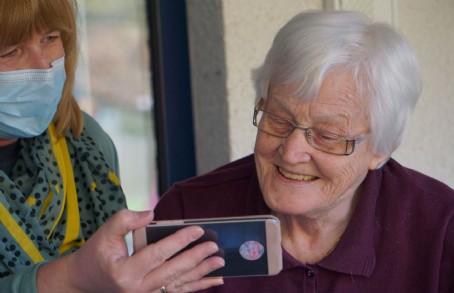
0, 0, 83, 138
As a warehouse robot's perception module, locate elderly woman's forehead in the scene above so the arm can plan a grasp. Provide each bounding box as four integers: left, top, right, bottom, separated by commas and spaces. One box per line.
319, 71, 366, 104
269, 70, 365, 105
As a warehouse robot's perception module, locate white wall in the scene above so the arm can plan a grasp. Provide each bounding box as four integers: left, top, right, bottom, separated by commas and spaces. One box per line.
392, 0, 454, 188
186, 0, 454, 188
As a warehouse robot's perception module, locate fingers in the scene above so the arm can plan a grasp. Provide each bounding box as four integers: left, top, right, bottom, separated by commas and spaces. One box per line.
154, 242, 222, 279
175, 277, 224, 293
162, 256, 225, 293
133, 225, 225, 290
144, 244, 225, 292
131, 225, 206, 272
90, 213, 226, 292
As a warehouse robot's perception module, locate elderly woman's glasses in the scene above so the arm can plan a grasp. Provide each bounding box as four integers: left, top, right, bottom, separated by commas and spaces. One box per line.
252, 99, 365, 155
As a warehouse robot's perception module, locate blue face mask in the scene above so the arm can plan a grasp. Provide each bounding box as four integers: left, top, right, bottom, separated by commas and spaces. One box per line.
0, 56, 66, 138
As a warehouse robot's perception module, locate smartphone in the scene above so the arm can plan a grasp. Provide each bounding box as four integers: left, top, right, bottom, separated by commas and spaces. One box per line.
133, 215, 282, 278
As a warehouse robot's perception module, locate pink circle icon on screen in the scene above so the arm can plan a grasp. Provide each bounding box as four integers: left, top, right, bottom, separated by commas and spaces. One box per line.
239, 240, 265, 261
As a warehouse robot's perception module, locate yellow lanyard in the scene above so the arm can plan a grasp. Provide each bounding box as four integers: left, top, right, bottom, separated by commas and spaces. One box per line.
48, 124, 85, 254
0, 125, 85, 264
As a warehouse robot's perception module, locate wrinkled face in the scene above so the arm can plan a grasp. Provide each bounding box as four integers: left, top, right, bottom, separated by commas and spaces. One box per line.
254, 70, 386, 218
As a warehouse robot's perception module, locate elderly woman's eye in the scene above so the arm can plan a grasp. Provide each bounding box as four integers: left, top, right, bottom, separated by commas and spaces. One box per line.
315, 130, 341, 141
270, 117, 288, 126
269, 116, 292, 129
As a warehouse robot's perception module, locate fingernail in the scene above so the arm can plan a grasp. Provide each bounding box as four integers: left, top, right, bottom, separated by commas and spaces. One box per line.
217, 257, 225, 267
135, 210, 154, 221
190, 226, 205, 241
208, 242, 219, 254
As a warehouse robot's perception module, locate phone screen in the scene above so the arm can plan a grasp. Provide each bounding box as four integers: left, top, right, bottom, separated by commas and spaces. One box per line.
145, 220, 270, 277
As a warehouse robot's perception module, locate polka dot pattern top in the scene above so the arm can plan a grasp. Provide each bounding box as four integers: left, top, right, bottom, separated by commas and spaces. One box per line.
0, 126, 126, 277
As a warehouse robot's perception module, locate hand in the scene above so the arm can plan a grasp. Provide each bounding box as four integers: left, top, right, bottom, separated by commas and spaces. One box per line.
37, 209, 225, 293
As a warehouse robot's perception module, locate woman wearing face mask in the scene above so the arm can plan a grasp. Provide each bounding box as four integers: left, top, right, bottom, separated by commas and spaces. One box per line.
0, 0, 224, 292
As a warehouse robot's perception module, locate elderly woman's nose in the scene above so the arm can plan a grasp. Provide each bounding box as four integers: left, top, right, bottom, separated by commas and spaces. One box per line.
280, 129, 312, 163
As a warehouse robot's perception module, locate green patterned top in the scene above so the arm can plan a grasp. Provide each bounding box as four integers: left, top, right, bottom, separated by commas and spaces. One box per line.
0, 113, 127, 292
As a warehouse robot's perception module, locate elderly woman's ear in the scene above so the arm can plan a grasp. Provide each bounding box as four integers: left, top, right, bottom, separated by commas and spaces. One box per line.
369, 155, 390, 170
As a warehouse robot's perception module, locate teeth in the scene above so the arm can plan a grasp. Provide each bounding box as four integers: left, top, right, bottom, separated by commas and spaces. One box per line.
279, 167, 317, 181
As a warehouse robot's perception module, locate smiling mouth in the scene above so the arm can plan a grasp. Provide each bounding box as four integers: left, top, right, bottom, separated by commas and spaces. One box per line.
278, 167, 318, 181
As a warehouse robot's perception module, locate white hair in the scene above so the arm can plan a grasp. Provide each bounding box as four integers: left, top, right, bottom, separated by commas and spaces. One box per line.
253, 10, 423, 156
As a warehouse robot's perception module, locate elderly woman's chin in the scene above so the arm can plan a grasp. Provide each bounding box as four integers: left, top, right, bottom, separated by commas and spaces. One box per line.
257, 161, 361, 218
259, 173, 331, 216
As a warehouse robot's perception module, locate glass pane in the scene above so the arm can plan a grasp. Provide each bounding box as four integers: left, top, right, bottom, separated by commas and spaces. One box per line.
75, 0, 158, 211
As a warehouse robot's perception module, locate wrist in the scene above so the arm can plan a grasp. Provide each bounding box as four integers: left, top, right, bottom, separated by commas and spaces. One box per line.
36, 255, 80, 293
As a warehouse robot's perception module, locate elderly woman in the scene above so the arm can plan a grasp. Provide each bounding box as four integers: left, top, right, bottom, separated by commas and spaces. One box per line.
154, 10, 454, 292
0, 0, 224, 292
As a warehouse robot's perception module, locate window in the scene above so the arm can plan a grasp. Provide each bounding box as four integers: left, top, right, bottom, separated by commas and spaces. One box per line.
75, 0, 158, 210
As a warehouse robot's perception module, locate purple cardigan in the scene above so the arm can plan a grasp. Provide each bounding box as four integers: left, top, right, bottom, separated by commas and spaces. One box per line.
154, 155, 454, 293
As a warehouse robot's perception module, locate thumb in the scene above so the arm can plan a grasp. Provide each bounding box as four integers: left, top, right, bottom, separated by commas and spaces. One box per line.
104, 209, 154, 237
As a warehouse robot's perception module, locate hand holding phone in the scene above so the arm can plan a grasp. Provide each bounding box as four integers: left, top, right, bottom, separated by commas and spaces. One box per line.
133, 215, 283, 278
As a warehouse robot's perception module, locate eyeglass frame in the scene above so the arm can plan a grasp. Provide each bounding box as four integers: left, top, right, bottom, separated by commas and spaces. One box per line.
252, 98, 367, 156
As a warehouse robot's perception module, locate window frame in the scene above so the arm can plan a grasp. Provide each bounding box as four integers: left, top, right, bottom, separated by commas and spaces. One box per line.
146, 0, 196, 195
